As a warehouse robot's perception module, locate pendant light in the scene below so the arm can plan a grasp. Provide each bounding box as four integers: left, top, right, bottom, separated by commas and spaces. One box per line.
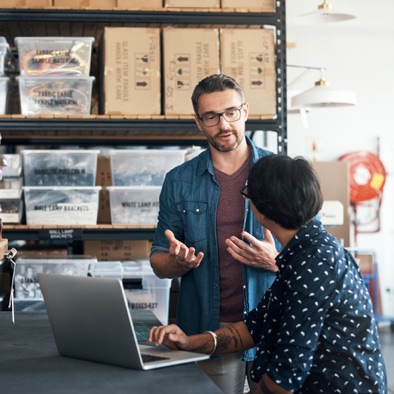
295, 0, 356, 25
289, 66, 357, 109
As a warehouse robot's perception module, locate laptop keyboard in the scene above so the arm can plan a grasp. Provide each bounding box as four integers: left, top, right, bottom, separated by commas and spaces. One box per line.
134, 322, 151, 342
141, 354, 170, 363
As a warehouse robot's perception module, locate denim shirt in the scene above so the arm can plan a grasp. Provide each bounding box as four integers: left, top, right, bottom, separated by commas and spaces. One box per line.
150, 136, 280, 361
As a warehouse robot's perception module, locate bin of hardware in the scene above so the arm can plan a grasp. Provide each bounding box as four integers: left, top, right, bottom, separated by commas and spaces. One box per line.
22, 149, 99, 186
109, 149, 186, 186
17, 76, 95, 115
0, 154, 22, 177
122, 260, 171, 325
15, 36, 94, 77
13, 255, 96, 311
0, 77, 9, 114
0, 191, 23, 224
23, 186, 101, 225
107, 186, 161, 225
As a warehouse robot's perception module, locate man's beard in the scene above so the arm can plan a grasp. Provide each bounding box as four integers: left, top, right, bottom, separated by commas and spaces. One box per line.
207, 130, 243, 152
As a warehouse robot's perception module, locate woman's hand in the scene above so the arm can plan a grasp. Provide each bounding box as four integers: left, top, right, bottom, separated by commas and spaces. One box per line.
148, 324, 190, 351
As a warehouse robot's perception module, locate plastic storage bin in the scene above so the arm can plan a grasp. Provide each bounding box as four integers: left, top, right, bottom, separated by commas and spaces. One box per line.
0, 38, 17, 76
0, 154, 22, 177
0, 194, 23, 224
89, 261, 123, 278
15, 36, 94, 77
0, 77, 9, 114
22, 149, 99, 186
17, 76, 95, 115
123, 260, 171, 325
107, 186, 161, 225
23, 186, 101, 225
0, 177, 23, 199
89, 260, 171, 325
13, 255, 96, 311
109, 149, 186, 186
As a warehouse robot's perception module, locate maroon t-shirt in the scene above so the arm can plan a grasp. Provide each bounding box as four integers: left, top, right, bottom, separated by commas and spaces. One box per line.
214, 158, 250, 323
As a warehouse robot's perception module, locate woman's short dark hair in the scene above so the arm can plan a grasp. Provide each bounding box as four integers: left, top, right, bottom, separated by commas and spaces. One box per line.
247, 154, 323, 230
191, 74, 245, 114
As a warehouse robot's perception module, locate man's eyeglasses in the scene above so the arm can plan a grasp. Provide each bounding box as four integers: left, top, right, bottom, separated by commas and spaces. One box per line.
240, 185, 251, 200
198, 103, 246, 127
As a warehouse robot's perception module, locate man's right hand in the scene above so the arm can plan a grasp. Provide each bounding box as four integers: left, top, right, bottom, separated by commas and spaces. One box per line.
165, 229, 204, 269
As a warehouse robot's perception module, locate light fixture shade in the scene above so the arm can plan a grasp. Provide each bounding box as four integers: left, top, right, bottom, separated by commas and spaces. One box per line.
291, 80, 357, 108
295, 1, 356, 24
287, 89, 311, 113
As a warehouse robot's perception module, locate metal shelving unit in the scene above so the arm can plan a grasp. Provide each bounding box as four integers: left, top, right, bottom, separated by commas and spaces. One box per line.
0, 3, 287, 242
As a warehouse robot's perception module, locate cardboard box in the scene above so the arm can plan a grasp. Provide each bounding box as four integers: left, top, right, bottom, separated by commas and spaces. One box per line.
83, 240, 152, 261
163, 28, 220, 115
164, 0, 219, 7
95, 155, 112, 224
2, 0, 52, 6
100, 27, 161, 115
117, 0, 162, 8
356, 253, 374, 274
220, 28, 276, 117
313, 161, 350, 247
221, 0, 275, 12
53, 0, 116, 7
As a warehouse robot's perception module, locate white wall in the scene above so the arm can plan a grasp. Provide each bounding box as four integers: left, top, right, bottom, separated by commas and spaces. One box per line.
286, 0, 394, 317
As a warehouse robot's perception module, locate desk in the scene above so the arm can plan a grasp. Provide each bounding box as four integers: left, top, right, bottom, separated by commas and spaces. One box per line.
0, 312, 222, 394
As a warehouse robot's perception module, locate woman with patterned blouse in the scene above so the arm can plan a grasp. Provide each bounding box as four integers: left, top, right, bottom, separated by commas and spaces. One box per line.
148, 154, 388, 393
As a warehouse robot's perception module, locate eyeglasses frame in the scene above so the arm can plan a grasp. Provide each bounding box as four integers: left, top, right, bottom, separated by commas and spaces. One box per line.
197, 103, 246, 127
240, 184, 251, 200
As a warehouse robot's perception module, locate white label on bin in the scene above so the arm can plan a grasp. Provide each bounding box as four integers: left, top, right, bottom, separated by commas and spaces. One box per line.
27, 203, 98, 225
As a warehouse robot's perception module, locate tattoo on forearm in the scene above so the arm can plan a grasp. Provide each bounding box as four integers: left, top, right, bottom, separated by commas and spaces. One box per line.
196, 342, 212, 354
216, 325, 244, 353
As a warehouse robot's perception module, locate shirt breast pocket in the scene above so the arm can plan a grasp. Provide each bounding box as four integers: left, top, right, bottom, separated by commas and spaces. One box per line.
176, 201, 208, 244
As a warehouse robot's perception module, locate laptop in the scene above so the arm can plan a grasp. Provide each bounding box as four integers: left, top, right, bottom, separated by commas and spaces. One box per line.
37, 273, 210, 370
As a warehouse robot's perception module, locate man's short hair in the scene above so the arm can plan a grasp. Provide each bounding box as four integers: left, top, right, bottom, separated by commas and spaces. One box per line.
247, 154, 323, 230
191, 74, 245, 114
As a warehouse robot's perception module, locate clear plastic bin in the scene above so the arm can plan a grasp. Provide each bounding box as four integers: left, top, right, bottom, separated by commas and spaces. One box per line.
123, 260, 171, 325
89, 261, 123, 278
23, 186, 101, 225
0, 154, 22, 177
109, 149, 186, 186
17, 76, 95, 115
0, 39, 17, 76
13, 256, 96, 303
0, 178, 22, 199
15, 36, 94, 77
22, 150, 99, 186
108, 186, 161, 225
0, 77, 9, 114
0, 196, 23, 224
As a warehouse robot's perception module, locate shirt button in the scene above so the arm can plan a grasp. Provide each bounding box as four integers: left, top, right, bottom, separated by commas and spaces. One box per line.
196, 208, 200, 213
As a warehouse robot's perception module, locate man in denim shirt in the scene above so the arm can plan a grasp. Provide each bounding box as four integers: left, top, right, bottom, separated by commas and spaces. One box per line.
150, 74, 280, 393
